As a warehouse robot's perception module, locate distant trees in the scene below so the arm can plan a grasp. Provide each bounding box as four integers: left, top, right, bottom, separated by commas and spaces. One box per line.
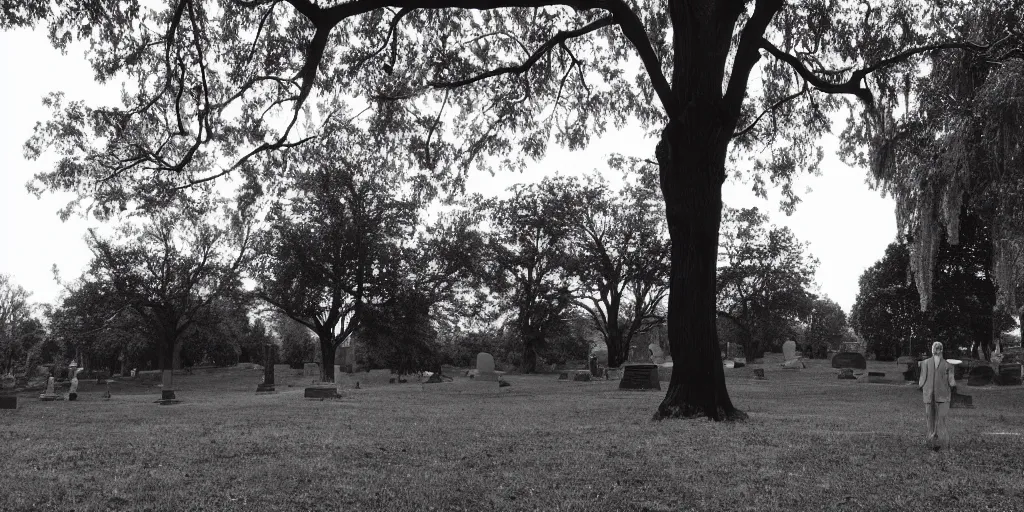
851, 209, 1017, 360
804, 298, 848, 358
566, 161, 669, 368
0, 275, 37, 375
716, 207, 817, 360
478, 179, 576, 373
84, 201, 253, 376
254, 122, 418, 383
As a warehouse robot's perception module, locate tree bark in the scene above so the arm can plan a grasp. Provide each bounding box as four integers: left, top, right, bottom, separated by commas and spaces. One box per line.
318, 332, 336, 382
653, 120, 745, 422
605, 323, 629, 368
521, 332, 539, 373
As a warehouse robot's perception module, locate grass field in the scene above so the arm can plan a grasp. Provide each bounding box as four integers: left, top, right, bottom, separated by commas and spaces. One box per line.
2, 358, 1023, 511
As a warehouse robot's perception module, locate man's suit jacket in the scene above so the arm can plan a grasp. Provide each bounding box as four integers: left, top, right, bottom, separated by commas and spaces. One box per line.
918, 357, 956, 403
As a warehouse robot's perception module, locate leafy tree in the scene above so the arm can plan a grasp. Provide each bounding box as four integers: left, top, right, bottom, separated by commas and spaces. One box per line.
716, 207, 817, 360
254, 121, 418, 383
275, 312, 317, 368
0, 275, 35, 375
805, 298, 847, 358
567, 161, 669, 368
18, 0, 1018, 420
358, 289, 438, 374
85, 201, 252, 386
480, 178, 576, 373
852, 5, 1024, 349
851, 209, 1017, 360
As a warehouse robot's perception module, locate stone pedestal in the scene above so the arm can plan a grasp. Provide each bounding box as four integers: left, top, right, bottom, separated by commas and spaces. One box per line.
257, 344, 277, 393
155, 370, 181, 405
39, 376, 59, 401
619, 364, 660, 390
304, 386, 340, 399
0, 396, 17, 409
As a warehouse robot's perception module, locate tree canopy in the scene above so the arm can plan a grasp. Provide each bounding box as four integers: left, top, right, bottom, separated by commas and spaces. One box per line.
13, 0, 1023, 420
716, 207, 818, 360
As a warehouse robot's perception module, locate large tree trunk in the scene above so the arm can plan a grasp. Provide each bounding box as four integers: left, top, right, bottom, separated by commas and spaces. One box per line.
172, 338, 185, 370
318, 332, 336, 382
653, 120, 745, 422
605, 323, 629, 368
521, 332, 540, 373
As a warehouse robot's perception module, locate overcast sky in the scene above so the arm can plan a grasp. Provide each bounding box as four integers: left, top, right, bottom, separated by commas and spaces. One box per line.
0, 28, 897, 314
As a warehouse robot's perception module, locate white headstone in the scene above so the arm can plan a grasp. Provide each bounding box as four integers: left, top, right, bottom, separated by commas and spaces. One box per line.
44, 376, 55, 395
476, 353, 498, 382
782, 340, 797, 361
649, 343, 665, 364
161, 369, 174, 390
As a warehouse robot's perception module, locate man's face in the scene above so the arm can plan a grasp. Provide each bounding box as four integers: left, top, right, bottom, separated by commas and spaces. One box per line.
932, 344, 943, 357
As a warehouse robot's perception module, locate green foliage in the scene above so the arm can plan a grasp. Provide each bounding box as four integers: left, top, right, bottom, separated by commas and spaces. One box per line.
358, 290, 438, 375
0, 275, 37, 374
851, 210, 1018, 360
253, 118, 419, 381
275, 313, 316, 368
82, 199, 252, 371
478, 177, 577, 373
716, 207, 818, 360
566, 159, 669, 368
805, 298, 848, 358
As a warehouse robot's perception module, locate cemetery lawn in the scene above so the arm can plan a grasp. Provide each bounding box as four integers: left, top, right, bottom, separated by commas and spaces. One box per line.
2, 359, 1024, 512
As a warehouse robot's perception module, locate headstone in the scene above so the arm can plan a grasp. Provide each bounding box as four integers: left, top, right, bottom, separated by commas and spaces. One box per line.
0, 396, 17, 409
619, 364, 660, 390
967, 365, 996, 386
831, 352, 867, 370
589, 355, 600, 377
155, 370, 181, 405
867, 371, 886, 383
303, 363, 319, 377
424, 373, 444, 384
499, 379, 511, 388
837, 368, 856, 380
558, 372, 569, 381
781, 340, 804, 369
649, 343, 665, 364
605, 368, 622, 380
997, 363, 1022, 386
39, 376, 58, 401
628, 344, 650, 363
475, 353, 498, 382
752, 368, 766, 380
304, 386, 340, 399
69, 369, 81, 397
0, 373, 14, 390
257, 344, 277, 392
572, 372, 591, 382
782, 340, 797, 361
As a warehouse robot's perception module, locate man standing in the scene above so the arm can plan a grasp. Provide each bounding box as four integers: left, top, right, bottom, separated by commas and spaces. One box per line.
918, 341, 957, 451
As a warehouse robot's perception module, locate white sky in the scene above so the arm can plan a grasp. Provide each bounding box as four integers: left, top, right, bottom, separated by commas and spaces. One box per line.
0, 28, 896, 314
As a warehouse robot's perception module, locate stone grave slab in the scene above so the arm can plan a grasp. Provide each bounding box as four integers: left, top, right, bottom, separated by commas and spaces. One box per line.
752, 368, 766, 380
475, 353, 498, 382
619, 364, 660, 391
39, 376, 59, 401
968, 365, 996, 386
605, 368, 622, 381
997, 363, 1022, 386
867, 371, 886, 383
832, 352, 867, 370
837, 368, 856, 380
0, 396, 17, 409
572, 372, 591, 382
304, 386, 341, 399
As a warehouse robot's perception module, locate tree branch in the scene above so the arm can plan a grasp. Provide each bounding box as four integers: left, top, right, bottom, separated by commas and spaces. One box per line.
732, 82, 808, 139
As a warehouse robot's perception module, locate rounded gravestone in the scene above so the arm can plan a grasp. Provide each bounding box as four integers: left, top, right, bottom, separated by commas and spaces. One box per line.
967, 365, 995, 386
831, 352, 867, 370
